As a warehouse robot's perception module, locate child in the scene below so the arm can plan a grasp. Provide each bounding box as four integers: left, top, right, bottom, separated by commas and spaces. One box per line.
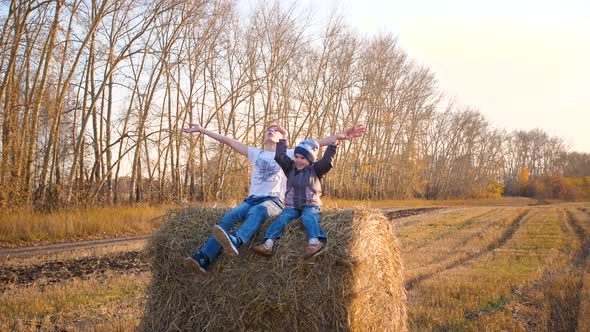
252, 128, 339, 259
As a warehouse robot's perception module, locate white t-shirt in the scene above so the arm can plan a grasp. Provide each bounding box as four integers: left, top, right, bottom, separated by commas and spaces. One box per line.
247, 146, 294, 200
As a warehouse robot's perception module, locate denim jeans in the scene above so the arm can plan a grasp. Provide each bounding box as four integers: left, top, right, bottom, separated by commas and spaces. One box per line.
264, 206, 326, 240
195, 196, 283, 263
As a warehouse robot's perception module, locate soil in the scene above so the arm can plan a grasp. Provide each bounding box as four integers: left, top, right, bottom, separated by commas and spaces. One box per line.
385, 207, 442, 219
0, 251, 148, 291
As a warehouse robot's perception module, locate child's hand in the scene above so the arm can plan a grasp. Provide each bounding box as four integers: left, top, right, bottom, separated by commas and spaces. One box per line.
340, 124, 365, 140
182, 123, 202, 134
276, 123, 288, 140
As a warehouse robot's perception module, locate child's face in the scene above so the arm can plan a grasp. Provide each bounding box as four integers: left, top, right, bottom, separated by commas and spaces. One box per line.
294, 153, 310, 170
264, 126, 283, 143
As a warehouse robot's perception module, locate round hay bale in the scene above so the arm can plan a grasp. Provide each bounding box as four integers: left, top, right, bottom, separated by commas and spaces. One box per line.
141, 207, 407, 331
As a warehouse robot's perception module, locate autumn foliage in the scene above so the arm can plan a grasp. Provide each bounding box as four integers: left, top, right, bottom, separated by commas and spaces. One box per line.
514, 171, 590, 200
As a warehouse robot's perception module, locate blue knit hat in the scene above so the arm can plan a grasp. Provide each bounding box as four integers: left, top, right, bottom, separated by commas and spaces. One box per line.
294, 139, 320, 163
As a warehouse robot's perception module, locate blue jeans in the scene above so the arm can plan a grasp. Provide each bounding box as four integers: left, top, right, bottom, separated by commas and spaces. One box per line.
264, 206, 326, 240
196, 196, 283, 263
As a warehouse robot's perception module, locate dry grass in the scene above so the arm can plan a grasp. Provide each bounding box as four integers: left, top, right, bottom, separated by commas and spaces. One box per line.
0, 272, 149, 332
566, 206, 590, 331
142, 207, 407, 331
401, 205, 590, 331
323, 196, 538, 209
579, 261, 590, 331
0, 205, 167, 246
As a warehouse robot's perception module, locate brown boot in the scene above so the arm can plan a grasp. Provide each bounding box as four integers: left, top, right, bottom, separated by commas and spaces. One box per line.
252, 243, 273, 257
303, 241, 326, 259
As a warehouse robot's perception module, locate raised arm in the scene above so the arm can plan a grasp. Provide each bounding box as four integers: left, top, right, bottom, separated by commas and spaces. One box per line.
316, 124, 366, 147
182, 123, 248, 157
274, 139, 294, 175
314, 142, 337, 178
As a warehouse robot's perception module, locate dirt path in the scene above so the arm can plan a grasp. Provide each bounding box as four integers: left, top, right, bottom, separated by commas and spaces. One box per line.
0, 235, 151, 260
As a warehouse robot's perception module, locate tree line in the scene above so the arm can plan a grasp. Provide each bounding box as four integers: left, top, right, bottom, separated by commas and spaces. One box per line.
0, 0, 588, 210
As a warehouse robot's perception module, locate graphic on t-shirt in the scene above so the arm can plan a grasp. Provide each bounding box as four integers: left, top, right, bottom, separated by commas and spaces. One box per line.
254, 157, 281, 184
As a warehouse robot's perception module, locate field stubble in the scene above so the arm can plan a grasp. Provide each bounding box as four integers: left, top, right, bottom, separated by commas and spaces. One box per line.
400, 203, 590, 331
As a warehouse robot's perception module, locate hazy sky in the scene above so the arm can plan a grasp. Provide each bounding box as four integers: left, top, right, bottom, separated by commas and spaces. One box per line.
294, 0, 590, 152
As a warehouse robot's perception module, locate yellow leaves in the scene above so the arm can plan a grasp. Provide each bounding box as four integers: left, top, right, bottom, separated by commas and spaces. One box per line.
518, 167, 530, 186
486, 181, 505, 198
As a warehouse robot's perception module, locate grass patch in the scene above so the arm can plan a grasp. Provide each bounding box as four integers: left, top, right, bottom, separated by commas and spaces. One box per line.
482, 295, 508, 311
0, 205, 168, 246
0, 272, 148, 331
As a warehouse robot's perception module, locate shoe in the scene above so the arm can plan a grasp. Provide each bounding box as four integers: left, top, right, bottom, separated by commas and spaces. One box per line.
252, 243, 273, 257
184, 254, 208, 274
213, 225, 240, 256
303, 241, 326, 259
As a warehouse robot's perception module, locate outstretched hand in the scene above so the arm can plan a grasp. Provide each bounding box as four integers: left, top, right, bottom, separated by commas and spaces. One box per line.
339, 124, 366, 140
182, 123, 202, 134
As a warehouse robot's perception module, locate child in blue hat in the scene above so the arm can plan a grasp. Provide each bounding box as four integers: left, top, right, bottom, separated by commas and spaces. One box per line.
252, 125, 339, 259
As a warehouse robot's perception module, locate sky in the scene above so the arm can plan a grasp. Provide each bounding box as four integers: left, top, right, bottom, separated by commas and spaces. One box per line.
289, 0, 590, 152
